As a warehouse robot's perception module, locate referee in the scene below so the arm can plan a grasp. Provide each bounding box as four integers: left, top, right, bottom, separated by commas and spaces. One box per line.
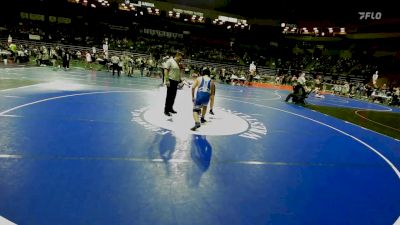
164, 51, 183, 116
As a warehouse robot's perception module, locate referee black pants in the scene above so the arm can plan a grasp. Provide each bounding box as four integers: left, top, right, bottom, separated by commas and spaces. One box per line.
165, 79, 179, 112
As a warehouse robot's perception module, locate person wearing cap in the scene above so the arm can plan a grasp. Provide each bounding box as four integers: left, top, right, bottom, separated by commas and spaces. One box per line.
164, 51, 183, 116
190, 68, 216, 131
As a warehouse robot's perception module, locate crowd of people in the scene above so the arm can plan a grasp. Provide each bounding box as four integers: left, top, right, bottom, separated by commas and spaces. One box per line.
1, 48, 399, 108
1, 30, 400, 107
7, 20, 392, 75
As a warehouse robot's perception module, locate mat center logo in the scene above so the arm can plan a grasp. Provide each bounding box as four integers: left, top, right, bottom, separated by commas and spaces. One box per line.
131, 106, 267, 140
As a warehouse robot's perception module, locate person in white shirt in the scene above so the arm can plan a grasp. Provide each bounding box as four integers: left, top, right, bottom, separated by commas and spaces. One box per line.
127, 56, 134, 77
220, 68, 226, 82
103, 42, 108, 59
249, 61, 256, 84
297, 72, 306, 85
313, 75, 324, 98
86, 52, 92, 69
111, 55, 121, 76
372, 71, 379, 88
342, 82, 350, 96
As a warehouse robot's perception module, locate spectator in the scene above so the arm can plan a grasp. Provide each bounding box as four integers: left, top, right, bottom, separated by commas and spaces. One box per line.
111, 55, 121, 77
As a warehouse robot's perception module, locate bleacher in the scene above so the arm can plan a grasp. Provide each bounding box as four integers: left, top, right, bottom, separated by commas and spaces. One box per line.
0, 38, 384, 86
1, 38, 277, 76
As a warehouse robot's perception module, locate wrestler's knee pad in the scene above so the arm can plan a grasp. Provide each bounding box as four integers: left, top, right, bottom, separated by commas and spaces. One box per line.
193, 108, 201, 114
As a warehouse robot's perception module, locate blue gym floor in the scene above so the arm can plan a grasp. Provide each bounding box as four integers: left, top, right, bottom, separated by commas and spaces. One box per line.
0, 67, 399, 225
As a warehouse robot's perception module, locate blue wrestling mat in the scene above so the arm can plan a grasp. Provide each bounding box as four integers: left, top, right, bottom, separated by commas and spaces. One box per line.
0, 67, 399, 225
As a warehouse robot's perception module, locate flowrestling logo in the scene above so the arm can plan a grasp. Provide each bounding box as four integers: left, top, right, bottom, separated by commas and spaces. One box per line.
359, 12, 382, 20
219, 108, 267, 140
131, 106, 267, 140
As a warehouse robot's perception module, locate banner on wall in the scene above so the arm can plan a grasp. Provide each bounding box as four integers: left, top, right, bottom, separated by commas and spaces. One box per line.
20, 12, 29, 19
49, 16, 57, 23
29, 14, 45, 21
21, 12, 71, 24
57, 17, 72, 24
173, 8, 203, 17
143, 29, 184, 39
29, 34, 41, 40
109, 25, 129, 31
